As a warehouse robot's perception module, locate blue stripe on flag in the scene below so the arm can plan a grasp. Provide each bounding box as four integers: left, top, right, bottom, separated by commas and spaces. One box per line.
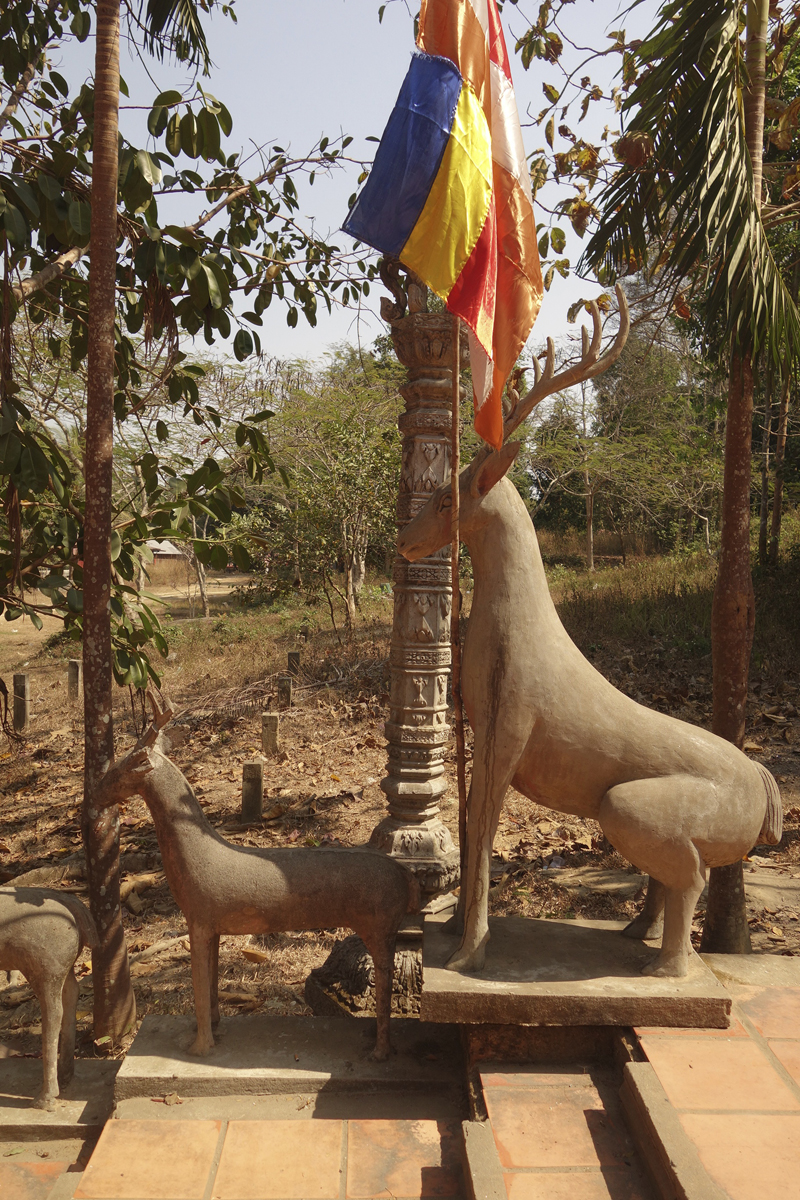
342, 53, 463, 257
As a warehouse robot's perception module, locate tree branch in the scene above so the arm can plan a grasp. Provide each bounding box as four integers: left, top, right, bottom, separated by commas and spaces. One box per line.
11, 246, 86, 303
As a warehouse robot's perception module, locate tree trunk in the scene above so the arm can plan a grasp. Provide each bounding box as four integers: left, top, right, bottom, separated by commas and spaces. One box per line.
81, 0, 136, 1038
768, 376, 790, 565
702, 0, 769, 957
758, 372, 773, 568
703, 356, 756, 955
190, 517, 210, 617
584, 472, 594, 572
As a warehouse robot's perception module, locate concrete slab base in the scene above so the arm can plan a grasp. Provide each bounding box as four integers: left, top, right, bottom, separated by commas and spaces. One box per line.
115, 1087, 465, 1123
0, 1060, 117, 1139
421, 914, 732, 1028
702, 951, 800, 988
114, 1014, 463, 1101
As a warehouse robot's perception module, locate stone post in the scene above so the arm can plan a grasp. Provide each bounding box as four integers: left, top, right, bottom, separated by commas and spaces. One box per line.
68, 659, 83, 704
277, 676, 292, 710
288, 651, 301, 677
262, 712, 279, 757
368, 284, 465, 896
13, 673, 29, 734
241, 760, 263, 823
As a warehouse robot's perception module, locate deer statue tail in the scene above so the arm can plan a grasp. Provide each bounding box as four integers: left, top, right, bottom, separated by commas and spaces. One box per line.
53, 893, 99, 951
755, 762, 783, 846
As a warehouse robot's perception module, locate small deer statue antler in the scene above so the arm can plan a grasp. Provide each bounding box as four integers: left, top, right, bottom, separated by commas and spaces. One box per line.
397, 283, 780, 981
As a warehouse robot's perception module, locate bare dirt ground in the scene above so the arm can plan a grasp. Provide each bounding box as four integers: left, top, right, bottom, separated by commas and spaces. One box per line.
2, 565, 800, 1067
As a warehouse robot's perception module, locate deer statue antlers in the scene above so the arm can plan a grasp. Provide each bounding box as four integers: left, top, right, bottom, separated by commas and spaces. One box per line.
502, 281, 630, 441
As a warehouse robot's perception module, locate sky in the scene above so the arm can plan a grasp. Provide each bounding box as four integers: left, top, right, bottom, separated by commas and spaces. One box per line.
59, 0, 660, 366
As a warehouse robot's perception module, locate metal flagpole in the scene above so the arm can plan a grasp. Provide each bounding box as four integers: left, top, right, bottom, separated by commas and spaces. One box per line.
450, 315, 468, 875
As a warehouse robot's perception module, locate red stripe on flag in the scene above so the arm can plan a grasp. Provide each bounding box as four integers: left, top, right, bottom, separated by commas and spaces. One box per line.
486, 1, 512, 80
447, 203, 496, 357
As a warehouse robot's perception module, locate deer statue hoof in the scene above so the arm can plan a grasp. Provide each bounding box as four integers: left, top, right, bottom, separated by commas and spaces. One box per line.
622, 913, 664, 941
187, 1036, 215, 1057
641, 953, 689, 978
34, 1094, 57, 1112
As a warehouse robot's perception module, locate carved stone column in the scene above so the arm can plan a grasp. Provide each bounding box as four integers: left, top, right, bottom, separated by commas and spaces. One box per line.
303, 279, 464, 1020
368, 294, 466, 896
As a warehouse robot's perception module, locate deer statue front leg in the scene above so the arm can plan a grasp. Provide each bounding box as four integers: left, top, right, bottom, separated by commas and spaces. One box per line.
446, 711, 532, 973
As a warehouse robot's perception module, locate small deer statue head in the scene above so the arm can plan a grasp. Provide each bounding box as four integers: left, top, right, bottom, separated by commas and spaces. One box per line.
398, 283, 630, 562
95, 689, 174, 809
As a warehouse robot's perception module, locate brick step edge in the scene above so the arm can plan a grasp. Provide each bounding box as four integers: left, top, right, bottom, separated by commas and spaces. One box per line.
620, 1060, 728, 1200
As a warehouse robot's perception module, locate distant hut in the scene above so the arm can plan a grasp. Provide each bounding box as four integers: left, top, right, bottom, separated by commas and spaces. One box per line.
146, 539, 183, 560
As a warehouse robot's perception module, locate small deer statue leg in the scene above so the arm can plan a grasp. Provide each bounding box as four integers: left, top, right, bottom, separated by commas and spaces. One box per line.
399, 284, 782, 978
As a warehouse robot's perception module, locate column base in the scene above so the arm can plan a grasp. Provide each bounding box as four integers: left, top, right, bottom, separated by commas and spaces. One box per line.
369, 816, 460, 895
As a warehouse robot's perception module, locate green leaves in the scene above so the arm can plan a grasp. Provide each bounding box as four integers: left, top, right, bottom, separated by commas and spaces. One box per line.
582, 0, 800, 366
233, 329, 254, 361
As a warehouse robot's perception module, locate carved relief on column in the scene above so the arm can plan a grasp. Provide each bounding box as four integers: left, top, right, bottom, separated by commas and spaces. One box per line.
369, 287, 468, 895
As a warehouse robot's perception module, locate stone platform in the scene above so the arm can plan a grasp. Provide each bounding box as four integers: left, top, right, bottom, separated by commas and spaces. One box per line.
0, 1060, 117, 1139
114, 1014, 462, 1101
421, 913, 732, 1028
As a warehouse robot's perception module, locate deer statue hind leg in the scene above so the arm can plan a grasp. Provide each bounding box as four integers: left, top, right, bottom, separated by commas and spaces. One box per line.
599, 776, 711, 977
57, 968, 80, 1089
33, 975, 64, 1110
210, 934, 221, 1029
365, 934, 395, 1062
622, 876, 665, 941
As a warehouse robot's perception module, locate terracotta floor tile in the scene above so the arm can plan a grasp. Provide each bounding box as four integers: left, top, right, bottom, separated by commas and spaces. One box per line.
738, 986, 800, 1039
481, 1069, 595, 1089
346, 1119, 461, 1198
74, 1119, 221, 1200
768, 1039, 800, 1088
504, 1171, 648, 1200
213, 1120, 342, 1200
681, 1112, 800, 1200
485, 1087, 630, 1170
633, 1020, 748, 1038
0, 1161, 68, 1200
640, 1036, 800, 1111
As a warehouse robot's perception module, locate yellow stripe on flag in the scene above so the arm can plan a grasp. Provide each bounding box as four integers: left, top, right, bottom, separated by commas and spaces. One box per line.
401, 83, 492, 299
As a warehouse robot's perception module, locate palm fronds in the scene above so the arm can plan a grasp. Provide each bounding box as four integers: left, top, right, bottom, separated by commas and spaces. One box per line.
138, 0, 213, 74
581, 0, 800, 365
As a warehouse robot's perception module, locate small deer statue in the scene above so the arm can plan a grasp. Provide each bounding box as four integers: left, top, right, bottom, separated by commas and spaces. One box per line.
0, 888, 97, 1108
98, 694, 418, 1060
398, 284, 781, 979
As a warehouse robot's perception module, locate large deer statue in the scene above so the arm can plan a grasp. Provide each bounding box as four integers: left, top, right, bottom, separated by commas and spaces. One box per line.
398, 285, 781, 978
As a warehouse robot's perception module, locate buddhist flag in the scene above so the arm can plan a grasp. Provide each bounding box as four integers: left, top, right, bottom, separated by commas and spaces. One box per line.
343, 0, 542, 449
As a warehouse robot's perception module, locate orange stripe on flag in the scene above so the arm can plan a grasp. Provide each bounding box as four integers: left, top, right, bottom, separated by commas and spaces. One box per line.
419, 0, 542, 450
419, 0, 490, 109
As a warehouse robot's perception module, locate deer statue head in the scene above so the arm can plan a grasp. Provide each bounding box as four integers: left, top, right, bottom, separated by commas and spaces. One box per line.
95, 689, 174, 809
397, 283, 630, 562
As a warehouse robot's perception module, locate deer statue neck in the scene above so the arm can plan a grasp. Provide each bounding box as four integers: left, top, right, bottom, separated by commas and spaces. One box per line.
462, 475, 562, 634
135, 748, 229, 892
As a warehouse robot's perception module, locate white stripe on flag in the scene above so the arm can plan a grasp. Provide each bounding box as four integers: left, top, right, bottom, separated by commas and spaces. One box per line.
490, 63, 533, 202
468, 328, 494, 413
466, 0, 490, 37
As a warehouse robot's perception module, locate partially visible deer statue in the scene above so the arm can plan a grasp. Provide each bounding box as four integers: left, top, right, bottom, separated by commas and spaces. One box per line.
0, 887, 97, 1109
398, 284, 781, 978
98, 695, 419, 1060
